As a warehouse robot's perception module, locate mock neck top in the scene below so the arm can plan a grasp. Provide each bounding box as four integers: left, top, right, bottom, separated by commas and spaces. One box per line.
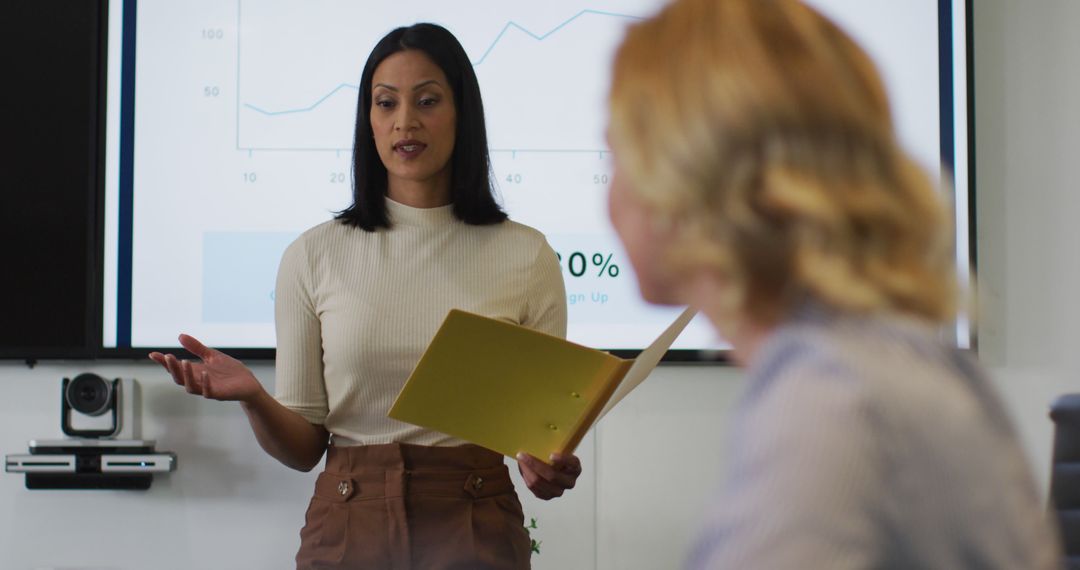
273, 210, 567, 448
384, 197, 456, 227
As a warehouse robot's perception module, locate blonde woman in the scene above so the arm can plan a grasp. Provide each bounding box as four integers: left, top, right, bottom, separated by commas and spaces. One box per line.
606, 0, 1062, 568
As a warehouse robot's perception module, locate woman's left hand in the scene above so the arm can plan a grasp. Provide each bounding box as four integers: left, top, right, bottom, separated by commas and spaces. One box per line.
516, 452, 582, 500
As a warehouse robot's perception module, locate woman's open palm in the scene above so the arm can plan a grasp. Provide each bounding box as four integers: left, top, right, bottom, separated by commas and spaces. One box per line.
149, 334, 262, 403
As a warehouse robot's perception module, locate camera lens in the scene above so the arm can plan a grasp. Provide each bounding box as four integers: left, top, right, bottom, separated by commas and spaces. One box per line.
65, 373, 113, 416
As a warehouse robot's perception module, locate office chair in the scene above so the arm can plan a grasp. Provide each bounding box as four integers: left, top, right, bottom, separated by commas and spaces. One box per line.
1050, 393, 1080, 569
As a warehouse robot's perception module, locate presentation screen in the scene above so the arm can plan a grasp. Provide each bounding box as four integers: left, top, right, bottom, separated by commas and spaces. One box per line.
101, 0, 973, 356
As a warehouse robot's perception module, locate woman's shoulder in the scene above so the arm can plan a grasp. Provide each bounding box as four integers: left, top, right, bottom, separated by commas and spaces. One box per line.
297, 218, 360, 241
478, 218, 550, 248
280, 219, 369, 265
747, 310, 987, 421
292, 218, 375, 249
760, 308, 949, 366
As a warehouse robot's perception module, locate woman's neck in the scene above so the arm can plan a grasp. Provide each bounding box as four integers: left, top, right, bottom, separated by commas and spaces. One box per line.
721, 318, 771, 368
683, 275, 773, 367
387, 171, 452, 208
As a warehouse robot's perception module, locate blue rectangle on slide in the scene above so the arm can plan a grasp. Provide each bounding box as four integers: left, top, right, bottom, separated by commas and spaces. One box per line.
202, 232, 297, 323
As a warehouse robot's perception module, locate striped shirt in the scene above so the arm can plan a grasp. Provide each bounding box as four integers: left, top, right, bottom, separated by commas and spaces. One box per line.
273, 198, 566, 446
687, 305, 1063, 569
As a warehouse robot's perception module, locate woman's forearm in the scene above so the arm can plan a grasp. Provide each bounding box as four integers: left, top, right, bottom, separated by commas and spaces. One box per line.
241, 388, 329, 472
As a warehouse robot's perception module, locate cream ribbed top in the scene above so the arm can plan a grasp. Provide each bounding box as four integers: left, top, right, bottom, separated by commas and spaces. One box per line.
273, 198, 567, 446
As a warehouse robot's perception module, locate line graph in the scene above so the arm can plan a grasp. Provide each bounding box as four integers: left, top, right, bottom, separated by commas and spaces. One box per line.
235, 2, 651, 152
244, 83, 356, 117
242, 9, 642, 118
472, 9, 641, 65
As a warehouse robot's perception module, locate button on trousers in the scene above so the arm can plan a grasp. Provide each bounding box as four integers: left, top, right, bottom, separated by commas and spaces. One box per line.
296, 443, 532, 570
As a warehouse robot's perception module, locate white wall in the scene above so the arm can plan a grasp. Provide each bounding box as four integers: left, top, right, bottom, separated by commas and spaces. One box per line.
2, 1, 1079, 568
0, 362, 318, 570
971, 0, 1080, 493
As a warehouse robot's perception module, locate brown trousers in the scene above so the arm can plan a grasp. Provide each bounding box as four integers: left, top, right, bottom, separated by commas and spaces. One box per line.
295, 443, 532, 570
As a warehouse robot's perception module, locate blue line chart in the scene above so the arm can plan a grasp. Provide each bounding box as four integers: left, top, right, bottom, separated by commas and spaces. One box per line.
471, 9, 641, 65
241, 9, 643, 118
244, 83, 357, 116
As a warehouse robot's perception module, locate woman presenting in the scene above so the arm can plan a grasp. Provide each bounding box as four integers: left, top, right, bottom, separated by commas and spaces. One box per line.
151, 23, 580, 570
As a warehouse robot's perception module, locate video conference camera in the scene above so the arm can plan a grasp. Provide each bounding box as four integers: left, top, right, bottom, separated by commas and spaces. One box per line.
62, 373, 127, 439
4, 374, 176, 490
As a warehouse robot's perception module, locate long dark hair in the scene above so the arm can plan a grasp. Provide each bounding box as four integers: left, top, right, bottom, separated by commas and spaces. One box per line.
336, 23, 506, 231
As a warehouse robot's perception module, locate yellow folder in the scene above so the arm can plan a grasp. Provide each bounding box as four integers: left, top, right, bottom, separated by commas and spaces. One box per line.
387, 307, 696, 463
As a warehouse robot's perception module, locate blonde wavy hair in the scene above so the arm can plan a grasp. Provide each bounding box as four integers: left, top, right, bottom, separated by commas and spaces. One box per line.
609, 0, 957, 326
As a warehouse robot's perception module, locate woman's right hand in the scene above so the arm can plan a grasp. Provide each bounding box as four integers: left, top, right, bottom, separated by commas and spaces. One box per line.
149, 334, 263, 403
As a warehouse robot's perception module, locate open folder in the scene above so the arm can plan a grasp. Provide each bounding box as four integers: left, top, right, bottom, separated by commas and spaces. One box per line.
387, 307, 697, 463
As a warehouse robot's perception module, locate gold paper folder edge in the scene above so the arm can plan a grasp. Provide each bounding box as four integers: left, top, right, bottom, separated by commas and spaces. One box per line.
388, 307, 696, 463
559, 359, 634, 457
387, 310, 627, 463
